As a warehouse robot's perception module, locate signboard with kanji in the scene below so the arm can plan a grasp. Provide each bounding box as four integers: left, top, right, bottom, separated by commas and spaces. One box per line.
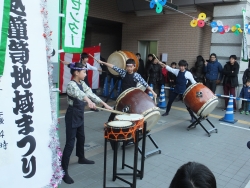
62, 0, 89, 53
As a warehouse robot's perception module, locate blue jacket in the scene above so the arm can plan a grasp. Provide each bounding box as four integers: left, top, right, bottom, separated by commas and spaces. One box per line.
204, 60, 223, 81
240, 86, 250, 99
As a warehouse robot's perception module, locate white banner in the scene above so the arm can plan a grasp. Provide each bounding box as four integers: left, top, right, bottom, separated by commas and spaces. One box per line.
0, 0, 53, 187
62, 0, 89, 53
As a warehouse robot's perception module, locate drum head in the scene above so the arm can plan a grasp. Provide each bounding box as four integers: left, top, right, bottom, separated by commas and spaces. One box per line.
199, 99, 219, 117
107, 121, 133, 128
115, 114, 144, 121
107, 51, 126, 75
144, 111, 161, 131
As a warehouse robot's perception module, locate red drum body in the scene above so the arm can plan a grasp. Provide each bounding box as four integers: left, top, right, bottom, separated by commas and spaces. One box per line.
115, 88, 160, 131
183, 83, 218, 117
107, 51, 139, 76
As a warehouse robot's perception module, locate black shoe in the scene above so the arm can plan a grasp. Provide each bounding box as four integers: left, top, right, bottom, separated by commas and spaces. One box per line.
62, 171, 74, 184
162, 112, 169, 116
78, 158, 95, 164
91, 108, 99, 112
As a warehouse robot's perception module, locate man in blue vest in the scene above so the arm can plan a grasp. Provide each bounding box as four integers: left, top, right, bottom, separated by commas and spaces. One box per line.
160, 60, 196, 119
204, 53, 223, 93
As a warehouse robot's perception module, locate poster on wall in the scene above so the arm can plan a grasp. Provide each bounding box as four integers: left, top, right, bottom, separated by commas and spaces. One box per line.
62, 0, 90, 53
0, 0, 59, 187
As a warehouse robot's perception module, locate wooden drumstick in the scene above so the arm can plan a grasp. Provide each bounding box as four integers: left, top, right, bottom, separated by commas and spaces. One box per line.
88, 54, 103, 65
95, 106, 129, 115
154, 97, 157, 105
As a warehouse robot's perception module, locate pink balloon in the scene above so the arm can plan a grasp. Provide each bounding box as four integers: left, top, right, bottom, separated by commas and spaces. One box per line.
224, 25, 230, 32
198, 20, 205, 28
220, 30, 225, 34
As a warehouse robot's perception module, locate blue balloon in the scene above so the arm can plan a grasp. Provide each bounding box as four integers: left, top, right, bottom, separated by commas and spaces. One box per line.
218, 26, 224, 32
210, 21, 217, 28
150, 0, 155, 9
159, 0, 167, 6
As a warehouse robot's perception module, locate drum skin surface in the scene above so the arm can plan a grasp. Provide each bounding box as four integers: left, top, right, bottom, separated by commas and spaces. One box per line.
116, 88, 157, 115
183, 83, 218, 115
107, 51, 139, 76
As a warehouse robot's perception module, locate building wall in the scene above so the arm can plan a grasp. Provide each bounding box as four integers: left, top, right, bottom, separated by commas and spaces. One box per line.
211, 2, 249, 109
88, 0, 126, 23
121, 11, 212, 68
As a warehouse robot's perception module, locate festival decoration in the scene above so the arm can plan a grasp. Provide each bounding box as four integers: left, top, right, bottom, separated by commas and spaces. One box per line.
190, 13, 206, 28
40, 0, 64, 187
150, 0, 167, 14
245, 23, 250, 34
231, 24, 242, 36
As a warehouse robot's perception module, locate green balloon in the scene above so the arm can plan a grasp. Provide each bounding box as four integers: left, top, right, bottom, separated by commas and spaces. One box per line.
156, 2, 163, 13
234, 30, 240, 36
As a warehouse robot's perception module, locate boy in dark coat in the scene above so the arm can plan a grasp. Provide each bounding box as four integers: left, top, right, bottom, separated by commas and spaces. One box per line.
239, 79, 250, 115
222, 55, 239, 111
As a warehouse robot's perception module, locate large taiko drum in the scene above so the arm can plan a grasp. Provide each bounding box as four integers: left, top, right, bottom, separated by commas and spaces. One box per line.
183, 83, 219, 117
115, 88, 160, 131
107, 51, 139, 76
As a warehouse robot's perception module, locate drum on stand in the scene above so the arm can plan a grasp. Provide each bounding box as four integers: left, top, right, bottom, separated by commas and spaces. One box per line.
105, 121, 135, 141
115, 88, 160, 131
107, 51, 139, 76
183, 83, 218, 117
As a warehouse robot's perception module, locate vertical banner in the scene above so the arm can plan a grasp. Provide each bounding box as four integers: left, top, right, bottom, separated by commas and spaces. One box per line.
62, 0, 89, 53
242, 8, 248, 62
0, 0, 11, 77
0, 0, 62, 187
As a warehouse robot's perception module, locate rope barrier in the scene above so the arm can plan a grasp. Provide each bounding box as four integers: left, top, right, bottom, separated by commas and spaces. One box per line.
163, 87, 250, 101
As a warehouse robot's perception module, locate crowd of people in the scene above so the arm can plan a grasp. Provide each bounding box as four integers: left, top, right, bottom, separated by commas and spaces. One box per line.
129, 53, 250, 114
59, 52, 249, 185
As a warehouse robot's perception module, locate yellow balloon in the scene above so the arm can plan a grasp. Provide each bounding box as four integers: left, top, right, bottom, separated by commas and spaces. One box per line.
231, 26, 237, 32
190, 20, 198, 27
198, 13, 206, 20
238, 28, 243, 33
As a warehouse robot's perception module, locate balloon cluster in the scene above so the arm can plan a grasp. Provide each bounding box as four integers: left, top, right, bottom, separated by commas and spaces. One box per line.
150, 0, 167, 14
210, 21, 242, 35
245, 23, 250, 34
190, 13, 206, 28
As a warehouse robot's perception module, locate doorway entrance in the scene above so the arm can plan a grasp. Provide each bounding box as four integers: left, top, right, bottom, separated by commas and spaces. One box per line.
138, 41, 158, 63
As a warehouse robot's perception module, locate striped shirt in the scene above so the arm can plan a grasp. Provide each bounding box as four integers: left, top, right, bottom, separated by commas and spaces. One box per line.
113, 66, 149, 88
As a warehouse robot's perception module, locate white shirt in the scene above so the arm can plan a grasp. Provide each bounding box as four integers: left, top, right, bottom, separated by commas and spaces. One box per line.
165, 65, 196, 84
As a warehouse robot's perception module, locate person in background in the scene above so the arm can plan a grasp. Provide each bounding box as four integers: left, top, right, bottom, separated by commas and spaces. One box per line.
191, 55, 205, 84
222, 55, 239, 112
61, 63, 112, 184
204, 53, 223, 93
161, 61, 168, 85
169, 162, 217, 188
136, 53, 146, 80
147, 57, 163, 95
168, 62, 177, 89
239, 79, 250, 115
241, 65, 250, 110
145, 54, 154, 81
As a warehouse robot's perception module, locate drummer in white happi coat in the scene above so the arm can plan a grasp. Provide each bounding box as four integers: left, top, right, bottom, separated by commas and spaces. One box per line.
158, 60, 197, 122
96, 58, 157, 121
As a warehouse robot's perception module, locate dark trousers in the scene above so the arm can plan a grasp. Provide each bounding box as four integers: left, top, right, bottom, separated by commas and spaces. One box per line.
243, 101, 250, 111
205, 79, 217, 93
61, 123, 85, 170
166, 91, 195, 119
223, 83, 236, 110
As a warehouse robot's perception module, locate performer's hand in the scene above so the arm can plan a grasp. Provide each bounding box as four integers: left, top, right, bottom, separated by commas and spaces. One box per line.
152, 91, 157, 99
97, 60, 104, 64
104, 103, 113, 110
87, 101, 96, 109
60, 60, 70, 65
98, 68, 102, 72
216, 80, 220, 85
204, 61, 208, 66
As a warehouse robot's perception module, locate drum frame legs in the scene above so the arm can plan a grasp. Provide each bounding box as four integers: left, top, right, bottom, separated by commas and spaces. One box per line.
138, 132, 161, 160
187, 114, 218, 137
103, 123, 147, 188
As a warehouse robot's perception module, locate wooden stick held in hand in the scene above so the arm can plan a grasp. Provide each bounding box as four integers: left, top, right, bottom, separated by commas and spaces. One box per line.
88, 54, 103, 65
95, 106, 129, 115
